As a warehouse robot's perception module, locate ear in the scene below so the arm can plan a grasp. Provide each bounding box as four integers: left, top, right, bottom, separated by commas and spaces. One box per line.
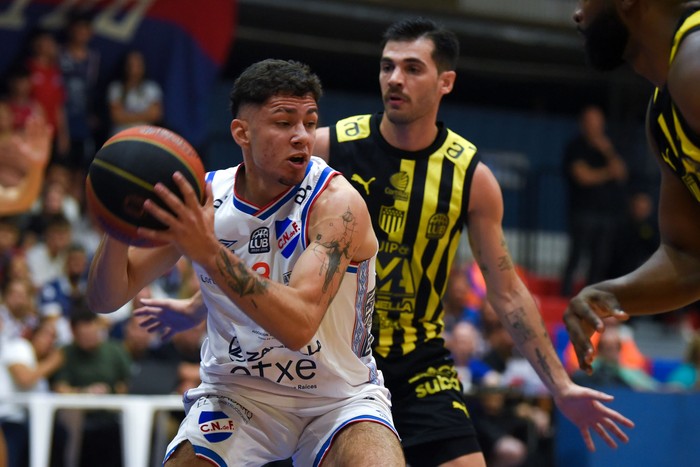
439, 70, 456, 96
230, 119, 249, 147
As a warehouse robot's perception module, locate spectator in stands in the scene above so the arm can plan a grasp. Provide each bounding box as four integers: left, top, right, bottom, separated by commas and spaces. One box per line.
0, 278, 38, 340
666, 332, 700, 390
446, 320, 493, 393
24, 176, 81, 246
58, 13, 101, 204
38, 243, 89, 345
25, 213, 72, 288
572, 322, 660, 391
560, 105, 627, 296
0, 217, 21, 288
107, 49, 162, 136
0, 316, 64, 467
470, 373, 531, 467
25, 29, 69, 160
52, 305, 131, 467
4, 65, 44, 131
444, 261, 486, 331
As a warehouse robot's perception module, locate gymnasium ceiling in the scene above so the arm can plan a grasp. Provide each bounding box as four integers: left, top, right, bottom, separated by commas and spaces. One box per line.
223, 0, 651, 116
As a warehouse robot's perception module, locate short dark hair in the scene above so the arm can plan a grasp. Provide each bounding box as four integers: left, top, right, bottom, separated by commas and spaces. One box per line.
381, 17, 460, 72
69, 301, 99, 326
229, 59, 323, 118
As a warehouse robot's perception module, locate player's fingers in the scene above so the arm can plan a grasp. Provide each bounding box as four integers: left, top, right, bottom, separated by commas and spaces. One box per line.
563, 308, 597, 373
580, 427, 595, 452
598, 404, 635, 428
172, 171, 200, 207
161, 327, 174, 341
593, 422, 617, 450
601, 418, 630, 443
139, 317, 162, 329
142, 198, 179, 227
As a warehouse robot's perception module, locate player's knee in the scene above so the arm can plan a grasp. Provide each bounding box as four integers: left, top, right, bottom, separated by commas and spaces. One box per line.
164, 441, 213, 467
324, 422, 404, 466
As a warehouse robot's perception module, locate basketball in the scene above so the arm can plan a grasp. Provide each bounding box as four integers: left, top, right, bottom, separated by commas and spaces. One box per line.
85, 125, 206, 247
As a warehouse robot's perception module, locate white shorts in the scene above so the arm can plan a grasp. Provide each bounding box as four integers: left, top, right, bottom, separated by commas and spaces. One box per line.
163, 382, 398, 467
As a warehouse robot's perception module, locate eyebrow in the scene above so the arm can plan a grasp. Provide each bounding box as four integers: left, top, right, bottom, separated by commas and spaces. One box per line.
381, 57, 425, 66
271, 106, 318, 115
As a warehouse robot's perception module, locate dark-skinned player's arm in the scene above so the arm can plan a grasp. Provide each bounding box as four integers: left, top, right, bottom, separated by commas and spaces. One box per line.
467, 162, 634, 451
564, 36, 700, 373
135, 171, 375, 351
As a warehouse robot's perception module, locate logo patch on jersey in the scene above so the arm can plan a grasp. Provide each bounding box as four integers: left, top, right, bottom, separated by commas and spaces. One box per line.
350, 174, 376, 195
275, 218, 301, 258
249, 228, 270, 254
379, 206, 405, 234
426, 213, 449, 239
384, 172, 410, 201
198, 411, 235, 442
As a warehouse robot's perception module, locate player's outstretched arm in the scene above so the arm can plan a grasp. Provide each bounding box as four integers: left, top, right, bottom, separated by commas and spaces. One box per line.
565, 158, 700, 373
466, 162, 633, 450
134, 290, 207, 340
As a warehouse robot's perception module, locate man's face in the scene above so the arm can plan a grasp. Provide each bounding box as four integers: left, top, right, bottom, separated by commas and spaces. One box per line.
236, 94, 318, 190
575, 0, 629, 71
379, 38, 447, 125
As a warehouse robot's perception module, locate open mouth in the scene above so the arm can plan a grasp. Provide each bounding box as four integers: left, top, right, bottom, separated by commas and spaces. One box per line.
289, 155, 306, 165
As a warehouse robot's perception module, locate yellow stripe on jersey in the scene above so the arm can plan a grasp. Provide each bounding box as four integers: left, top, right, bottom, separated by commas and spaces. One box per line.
670, 10, 700, 63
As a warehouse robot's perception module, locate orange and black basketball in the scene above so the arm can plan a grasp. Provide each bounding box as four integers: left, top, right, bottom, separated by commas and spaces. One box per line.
85, 125, 206, 247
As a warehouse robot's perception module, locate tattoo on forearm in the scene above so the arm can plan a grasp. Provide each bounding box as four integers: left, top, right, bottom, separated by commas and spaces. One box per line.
536, 348, 555, 384
314, 208, 355, 292
497, 255, 513, 271
216, 248, 267, 301
506, 307, 536, 345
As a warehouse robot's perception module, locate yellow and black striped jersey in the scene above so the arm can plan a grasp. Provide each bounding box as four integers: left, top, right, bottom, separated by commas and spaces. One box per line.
648, 7, 700, 201
329, 113, 479, 358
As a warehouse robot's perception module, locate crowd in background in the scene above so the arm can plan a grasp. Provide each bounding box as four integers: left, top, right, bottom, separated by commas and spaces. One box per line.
2, 13, 700, 467
0, 15, 190, 467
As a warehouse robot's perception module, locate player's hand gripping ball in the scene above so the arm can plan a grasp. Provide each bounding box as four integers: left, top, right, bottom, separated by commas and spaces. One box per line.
86, 125, 206, 247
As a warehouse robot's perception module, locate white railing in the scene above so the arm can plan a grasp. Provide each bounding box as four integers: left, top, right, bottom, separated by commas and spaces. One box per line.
10, 393, 184, 467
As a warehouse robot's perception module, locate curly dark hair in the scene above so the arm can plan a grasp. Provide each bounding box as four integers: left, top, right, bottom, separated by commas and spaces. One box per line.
229, 59, 323, 118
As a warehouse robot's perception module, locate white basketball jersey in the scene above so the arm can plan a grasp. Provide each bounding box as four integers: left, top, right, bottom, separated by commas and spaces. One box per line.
193, 157, 383, 405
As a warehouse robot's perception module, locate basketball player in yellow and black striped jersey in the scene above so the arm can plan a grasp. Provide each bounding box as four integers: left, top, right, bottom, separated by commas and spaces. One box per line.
314, 17, 633, 467
566, 2, 700, 375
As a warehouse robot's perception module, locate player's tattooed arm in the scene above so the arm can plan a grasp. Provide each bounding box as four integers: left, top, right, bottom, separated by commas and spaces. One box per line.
313, 208, 356, 293
215, 247, 268, 302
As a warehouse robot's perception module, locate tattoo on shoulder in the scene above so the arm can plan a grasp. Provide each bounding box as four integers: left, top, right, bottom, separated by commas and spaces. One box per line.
215, 248, 267, 301
313, 208, 356, 292
505, 307, 536, 345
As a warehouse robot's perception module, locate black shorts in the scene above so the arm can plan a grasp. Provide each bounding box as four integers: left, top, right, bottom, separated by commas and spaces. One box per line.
376, 338, 482, 465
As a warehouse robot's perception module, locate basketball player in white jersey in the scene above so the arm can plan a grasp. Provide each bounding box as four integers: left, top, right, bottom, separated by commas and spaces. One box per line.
86, 59, 404, 467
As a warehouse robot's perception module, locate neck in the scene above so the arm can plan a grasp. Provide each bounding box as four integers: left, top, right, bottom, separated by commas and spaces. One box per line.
379, 115, 439, 152
626, 1, 692, 86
